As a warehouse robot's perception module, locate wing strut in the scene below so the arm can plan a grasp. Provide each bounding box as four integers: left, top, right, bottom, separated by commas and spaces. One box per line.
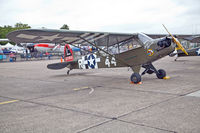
78, 36, 131, 67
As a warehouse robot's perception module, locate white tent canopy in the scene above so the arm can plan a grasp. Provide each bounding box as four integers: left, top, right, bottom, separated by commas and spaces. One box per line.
10, 45, 25, 54
13, 45, 24, 50
2, 42, 14, 49
0, 38, 9, 42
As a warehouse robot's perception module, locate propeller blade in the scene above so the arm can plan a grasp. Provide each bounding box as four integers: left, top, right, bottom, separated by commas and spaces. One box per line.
162, 24, 188, 55
173, 37, 188, 55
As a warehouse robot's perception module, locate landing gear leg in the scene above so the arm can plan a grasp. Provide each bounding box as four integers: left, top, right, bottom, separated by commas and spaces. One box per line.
67, 68, 73, 75
174, 56, 178, 61
142, 64, 154, 75
142, 63, 166, 79
67, 70, 70, 75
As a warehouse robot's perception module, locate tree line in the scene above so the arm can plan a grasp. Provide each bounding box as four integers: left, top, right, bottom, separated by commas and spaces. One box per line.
0, 23, 69, 45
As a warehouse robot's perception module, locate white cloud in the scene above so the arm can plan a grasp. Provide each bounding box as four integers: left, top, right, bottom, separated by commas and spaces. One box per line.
0, 0, 200, 34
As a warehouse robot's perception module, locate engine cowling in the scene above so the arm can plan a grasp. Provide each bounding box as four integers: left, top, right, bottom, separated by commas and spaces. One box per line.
157, 37, 171, 48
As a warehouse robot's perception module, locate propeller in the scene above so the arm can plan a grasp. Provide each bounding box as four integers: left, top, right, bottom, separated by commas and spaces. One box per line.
162, 24, 188, 55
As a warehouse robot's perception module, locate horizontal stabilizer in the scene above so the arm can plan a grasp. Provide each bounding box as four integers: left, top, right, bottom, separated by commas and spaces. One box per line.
47, 62, 68, 70
47, 61, 77, 70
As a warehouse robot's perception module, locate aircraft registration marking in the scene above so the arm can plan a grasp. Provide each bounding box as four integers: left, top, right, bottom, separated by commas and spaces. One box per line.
105, 56, 117, 67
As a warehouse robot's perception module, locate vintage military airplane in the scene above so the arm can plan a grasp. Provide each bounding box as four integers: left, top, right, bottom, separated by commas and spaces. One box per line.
169, 36, 200, 61
169, 47, 200, 61
7, 25, 189, 84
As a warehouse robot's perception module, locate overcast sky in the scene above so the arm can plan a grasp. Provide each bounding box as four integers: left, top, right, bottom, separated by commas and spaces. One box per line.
0, 0, 200, 34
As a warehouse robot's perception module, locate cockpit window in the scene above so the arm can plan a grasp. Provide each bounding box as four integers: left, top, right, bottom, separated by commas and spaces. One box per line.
138, 33, 153, 44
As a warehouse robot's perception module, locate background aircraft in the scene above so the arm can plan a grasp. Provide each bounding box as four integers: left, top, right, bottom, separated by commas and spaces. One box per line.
34, 43, 55, 52
170, 47, 200, 61
7, 25, 190, 83
168, 35, 200, 60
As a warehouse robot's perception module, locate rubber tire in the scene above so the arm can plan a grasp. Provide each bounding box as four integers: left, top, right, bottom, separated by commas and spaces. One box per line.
130, 73, 141, 84
156, 69, 166, 79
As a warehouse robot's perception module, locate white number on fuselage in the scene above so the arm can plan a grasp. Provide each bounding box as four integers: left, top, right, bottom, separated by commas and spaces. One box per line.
105, 56, 116, 67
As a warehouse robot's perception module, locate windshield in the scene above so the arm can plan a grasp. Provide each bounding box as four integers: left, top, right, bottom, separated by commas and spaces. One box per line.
138, 33, 153, 44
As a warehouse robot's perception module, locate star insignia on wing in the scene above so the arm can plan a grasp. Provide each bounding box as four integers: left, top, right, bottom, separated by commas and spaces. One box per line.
87, 54, 95, 68
196, 48, 200, 56
38, 34, 62, 41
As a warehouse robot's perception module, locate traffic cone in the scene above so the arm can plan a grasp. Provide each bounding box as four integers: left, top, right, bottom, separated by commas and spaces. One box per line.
61, 57, 63, 62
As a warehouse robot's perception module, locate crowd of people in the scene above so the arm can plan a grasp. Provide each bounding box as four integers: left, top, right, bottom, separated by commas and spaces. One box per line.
0, 47, 61, 62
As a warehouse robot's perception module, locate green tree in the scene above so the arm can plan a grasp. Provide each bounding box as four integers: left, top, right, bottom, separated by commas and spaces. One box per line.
0, 22, 31, 45
14, 22, 31, 29
60, 24, 69, 30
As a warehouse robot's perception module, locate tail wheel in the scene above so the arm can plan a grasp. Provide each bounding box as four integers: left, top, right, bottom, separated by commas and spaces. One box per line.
130, 73, 141, 84
156, 69, 166, 79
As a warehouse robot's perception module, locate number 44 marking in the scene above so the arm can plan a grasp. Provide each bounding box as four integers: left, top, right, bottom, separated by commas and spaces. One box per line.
105, 57, 116, 67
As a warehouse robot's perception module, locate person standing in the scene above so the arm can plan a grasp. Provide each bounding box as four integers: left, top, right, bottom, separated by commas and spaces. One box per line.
25, 48, 28, 60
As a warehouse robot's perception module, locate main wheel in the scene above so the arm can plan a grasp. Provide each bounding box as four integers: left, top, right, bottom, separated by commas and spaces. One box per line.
156, 69, 166, 79
130, 73, 141, 84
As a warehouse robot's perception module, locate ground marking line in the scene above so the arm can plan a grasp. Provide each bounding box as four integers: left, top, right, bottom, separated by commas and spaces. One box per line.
89, 88, 94, 94
73, 86, 89, 91
0, 100, 19, 105
73, 86, 94, 94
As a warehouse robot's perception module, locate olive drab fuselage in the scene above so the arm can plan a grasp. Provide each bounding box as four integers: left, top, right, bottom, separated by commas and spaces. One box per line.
64, 36, 176, 71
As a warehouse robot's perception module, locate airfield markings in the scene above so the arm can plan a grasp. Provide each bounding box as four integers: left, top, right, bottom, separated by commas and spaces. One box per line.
73, 86, 89, 90
73, 86, 94, 94
187, 90, 200, 97
0, 100, 19, 105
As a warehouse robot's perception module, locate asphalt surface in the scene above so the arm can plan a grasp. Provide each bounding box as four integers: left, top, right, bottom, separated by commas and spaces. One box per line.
0, 56, 200, 133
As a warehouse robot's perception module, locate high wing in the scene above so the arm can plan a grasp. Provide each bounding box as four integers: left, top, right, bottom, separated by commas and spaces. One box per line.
7, 29, 199, 47
7, 29, 138, 47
